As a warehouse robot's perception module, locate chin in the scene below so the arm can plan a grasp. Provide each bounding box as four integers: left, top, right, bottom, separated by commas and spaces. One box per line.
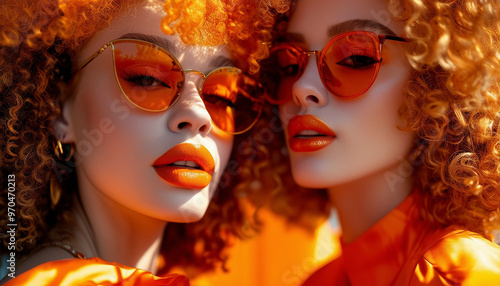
290, 159, 337, 188
294, 175, 331, 189
169, 208, 207, 223
170, 197, 211, 223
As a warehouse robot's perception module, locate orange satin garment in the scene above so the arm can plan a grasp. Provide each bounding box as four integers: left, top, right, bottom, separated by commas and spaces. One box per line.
4, 257, 189, 286
303, 192, 500, 286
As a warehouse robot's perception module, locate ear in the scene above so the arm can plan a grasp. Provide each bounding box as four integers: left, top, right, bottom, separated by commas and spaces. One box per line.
52, 98, 76, 144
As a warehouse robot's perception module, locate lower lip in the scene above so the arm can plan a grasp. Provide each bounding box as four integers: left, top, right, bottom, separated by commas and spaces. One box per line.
154, 166, 212, 189
289, 137, 335, 152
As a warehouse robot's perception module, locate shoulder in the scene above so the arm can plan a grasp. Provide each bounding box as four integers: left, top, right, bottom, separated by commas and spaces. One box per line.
302, 257, 348, 286
411, 230, 500, 286
2, 256, 190, 286
0, 246, 74, 284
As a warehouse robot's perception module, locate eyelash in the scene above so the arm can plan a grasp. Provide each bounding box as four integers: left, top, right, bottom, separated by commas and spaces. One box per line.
336, 49, 379, 68
122, 71, 171, 88
203, 92, 236, 107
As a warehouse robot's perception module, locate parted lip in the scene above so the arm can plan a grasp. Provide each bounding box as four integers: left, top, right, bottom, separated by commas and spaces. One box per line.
287, 115, 336, 139
153, 143, 215, 174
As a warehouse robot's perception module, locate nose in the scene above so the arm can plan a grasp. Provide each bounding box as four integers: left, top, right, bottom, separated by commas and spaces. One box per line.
292, 55, 329, 108
167, 73, 212, 136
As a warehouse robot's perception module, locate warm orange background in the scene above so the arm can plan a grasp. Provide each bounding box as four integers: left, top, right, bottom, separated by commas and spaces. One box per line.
188, 207, 341, 286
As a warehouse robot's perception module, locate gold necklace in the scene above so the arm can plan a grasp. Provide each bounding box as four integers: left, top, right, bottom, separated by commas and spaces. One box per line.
44, 241, 86, 259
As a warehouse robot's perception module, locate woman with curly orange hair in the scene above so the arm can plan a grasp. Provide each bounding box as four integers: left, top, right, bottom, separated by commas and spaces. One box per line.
260, 0, 500, 284
0, 0, 288, 284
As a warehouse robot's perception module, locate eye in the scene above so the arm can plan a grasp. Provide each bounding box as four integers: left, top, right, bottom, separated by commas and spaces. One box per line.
281, 64, 300, 76
203, 93, 236, 108
336, 50, 380, 69
122, 71, 172, 89
273, 47, 302, 77
337, 55, 379, 68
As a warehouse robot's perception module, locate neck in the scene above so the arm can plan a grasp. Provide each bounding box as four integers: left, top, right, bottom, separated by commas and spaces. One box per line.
327, 163, 413, 243
70, 183, 167, 274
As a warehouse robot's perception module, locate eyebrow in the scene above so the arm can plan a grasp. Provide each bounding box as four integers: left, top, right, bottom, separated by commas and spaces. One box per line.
328, 19, 397, 37
284, 19, 398, 43
210, 55, 234, 68
119, 33, 177, 53
119, 33, 234, 68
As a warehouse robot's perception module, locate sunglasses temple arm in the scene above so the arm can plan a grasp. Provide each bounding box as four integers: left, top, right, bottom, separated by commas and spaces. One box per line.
378, 34, 409, 59
380, 34, 410, 43
75, 43, 112, 74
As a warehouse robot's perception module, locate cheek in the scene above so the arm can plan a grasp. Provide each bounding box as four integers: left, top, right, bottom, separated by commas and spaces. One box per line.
342, 61, 414, 174
213, 134, 233, 172
279, 102, 299, 125
205, 132, 233, 192
283, 61, 414, 187
70, 73, 127, 159
366, 57, 411, 129
278, 103, 300, 140
351, 59, 411, 144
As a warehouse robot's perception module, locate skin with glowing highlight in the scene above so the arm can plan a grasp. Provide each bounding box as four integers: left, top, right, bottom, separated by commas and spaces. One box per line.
259, 0, 500, 284
64, 6, 233, 224
277, 0, 415, 244
47, 2, 233, 273
279, 0, 414, 191
0, 0, 291, 282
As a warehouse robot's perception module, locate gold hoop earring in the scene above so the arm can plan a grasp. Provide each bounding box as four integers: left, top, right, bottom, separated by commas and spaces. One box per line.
49, 172, 62, 209
53, 139, 74, 161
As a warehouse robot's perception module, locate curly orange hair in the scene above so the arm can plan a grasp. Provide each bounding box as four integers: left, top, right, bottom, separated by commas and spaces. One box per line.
161, 0, 292, 73
256, 0, 500, 239
0, 0, 289, 273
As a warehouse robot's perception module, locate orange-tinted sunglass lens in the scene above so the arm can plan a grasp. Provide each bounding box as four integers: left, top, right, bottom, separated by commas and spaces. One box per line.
111, 41, 262, 134
267, 32, 382, 102
112, 40, 184, 111
202, 68, 263, 134
320, 33, 380, 98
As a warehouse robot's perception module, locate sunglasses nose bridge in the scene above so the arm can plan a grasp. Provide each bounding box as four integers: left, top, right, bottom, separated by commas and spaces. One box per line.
304, 50, 320, 58
184, 70, 205, 78
304, 51, 318, 56
303, 50, 318, 62
302, 50, 322, 72
169, 70, 213, 136
184, 70, 206, 92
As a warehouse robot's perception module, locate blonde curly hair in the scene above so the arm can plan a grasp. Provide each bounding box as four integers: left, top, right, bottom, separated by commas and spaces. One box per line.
391, 0, 500, 238
254, 0, 500, 239
0, 0, 290, 273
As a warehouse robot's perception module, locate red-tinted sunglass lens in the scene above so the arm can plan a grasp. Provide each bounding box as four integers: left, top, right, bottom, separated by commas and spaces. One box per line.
202, 69, 263, 134
113, 40, 184, 111
320, 33, 380, 98
265, 46, 304, 104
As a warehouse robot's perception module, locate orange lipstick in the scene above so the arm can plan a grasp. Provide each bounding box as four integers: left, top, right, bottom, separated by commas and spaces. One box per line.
287, 115, 336, 152
153, 143, 215, 189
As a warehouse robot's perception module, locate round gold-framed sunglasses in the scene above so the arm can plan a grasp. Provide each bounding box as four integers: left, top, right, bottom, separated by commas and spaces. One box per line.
77, 39, 265, 134
266, 31, 409, 103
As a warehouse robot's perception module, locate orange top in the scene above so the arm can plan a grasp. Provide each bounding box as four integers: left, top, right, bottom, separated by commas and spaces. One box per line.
302, 192, 500, 286
4, 257, 189, 286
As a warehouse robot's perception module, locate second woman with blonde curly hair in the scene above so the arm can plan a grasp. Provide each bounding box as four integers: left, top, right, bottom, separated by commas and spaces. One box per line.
0, 0, 288, 284
261, 0, 500, 284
